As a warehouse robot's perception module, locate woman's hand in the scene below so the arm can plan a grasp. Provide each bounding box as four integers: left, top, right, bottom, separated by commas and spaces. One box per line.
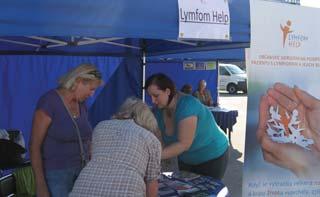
267, 83, 320, 151
257, 84, 320, 178
36, 184, 50, 197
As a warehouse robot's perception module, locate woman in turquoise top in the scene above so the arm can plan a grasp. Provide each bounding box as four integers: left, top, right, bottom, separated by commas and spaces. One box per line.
145, 73, 229, 179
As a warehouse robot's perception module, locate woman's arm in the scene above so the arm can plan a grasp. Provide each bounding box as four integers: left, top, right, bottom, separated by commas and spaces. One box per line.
206, 90, 213, 106
29, 110, 52, 197
161, 116, 197, 159
146, 179, 158, 197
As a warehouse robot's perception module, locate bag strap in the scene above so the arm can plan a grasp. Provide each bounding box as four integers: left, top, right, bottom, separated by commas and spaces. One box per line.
55, 90, 86, 167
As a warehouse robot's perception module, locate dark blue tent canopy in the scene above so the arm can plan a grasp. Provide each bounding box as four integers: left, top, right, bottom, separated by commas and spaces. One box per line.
0, 0, 250, 56
0, 0, 250, 155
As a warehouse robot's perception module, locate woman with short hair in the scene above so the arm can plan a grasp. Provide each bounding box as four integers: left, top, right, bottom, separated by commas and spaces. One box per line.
70, 97, 162, 197
193, 79, 213, 106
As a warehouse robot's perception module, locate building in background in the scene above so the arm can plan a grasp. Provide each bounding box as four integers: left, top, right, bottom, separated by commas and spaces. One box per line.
267, 0, 300, 5
282, 0, 300, 4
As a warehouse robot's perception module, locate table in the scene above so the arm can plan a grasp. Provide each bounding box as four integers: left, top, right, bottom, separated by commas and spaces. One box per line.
208, 107, 238, 143
158, 171, 229, 197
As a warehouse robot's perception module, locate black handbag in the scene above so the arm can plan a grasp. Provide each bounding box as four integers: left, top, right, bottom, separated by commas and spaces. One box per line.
0, 139, 26, 169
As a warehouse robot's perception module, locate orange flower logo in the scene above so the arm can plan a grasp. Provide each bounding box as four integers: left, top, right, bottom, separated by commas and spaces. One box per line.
280, 20, 293, 48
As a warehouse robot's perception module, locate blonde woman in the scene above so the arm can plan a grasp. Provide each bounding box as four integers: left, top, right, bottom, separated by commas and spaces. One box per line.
30, 64, 103, 197
70, 97, 162, 197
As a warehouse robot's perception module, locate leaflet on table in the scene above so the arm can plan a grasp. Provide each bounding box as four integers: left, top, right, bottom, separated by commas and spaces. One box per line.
207, 106, 230, 112
160, 172, 226, 196
171, 171, 201, 181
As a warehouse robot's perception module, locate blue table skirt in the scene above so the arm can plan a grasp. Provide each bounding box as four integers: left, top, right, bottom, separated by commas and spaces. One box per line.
211, 110, 238, 133
209, 107, 238, 142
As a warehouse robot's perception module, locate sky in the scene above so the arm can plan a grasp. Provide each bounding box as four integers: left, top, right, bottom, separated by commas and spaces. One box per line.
300, 0, 320, 8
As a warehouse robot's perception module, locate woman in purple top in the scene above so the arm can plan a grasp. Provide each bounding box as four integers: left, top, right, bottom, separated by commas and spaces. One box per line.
29, 64, 103, 197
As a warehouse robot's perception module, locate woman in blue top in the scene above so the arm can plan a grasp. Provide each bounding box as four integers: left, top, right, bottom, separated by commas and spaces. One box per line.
30, 64, 103, 197
145, 73, 229, 179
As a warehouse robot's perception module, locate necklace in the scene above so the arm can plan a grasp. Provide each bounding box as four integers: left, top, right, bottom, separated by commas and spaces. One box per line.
56, 89, 79, 119
69, 104, 79, 118
70, 108, 79, 118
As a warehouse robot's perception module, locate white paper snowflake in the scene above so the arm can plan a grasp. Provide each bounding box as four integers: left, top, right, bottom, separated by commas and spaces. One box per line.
267, 105, 314, 150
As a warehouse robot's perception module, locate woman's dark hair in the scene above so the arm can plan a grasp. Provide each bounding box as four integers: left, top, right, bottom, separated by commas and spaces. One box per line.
181, 84, 193, 94
145, 73, 177, 106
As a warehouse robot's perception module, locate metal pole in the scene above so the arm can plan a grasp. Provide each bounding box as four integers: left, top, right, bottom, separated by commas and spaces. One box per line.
142, 50, 146, 102
216, 59, 220, 106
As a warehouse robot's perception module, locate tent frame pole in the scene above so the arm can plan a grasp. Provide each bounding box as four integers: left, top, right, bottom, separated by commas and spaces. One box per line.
142, 50, 146, 102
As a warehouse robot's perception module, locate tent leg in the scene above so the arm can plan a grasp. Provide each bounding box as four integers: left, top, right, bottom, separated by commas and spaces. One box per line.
216, 59, 220, 106
142, 51, 146, 102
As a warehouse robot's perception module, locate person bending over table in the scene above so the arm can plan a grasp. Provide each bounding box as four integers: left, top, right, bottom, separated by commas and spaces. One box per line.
30, 64, 103, 197
145, 73, 229, 180
70, 97, 162, 197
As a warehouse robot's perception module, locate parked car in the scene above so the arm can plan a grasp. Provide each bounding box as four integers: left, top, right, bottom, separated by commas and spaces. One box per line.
219, 64, 247, 94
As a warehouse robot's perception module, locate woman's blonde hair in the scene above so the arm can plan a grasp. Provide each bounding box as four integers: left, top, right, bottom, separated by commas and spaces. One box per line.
112, 97, 161, 138
58, 64, 103, 90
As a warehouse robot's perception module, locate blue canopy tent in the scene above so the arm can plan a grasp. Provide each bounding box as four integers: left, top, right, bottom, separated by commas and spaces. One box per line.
0, 0, 250, 154
0, 0, 250, 55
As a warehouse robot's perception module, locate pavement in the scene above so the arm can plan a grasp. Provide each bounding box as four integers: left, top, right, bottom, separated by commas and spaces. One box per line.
219, 92, 247, 197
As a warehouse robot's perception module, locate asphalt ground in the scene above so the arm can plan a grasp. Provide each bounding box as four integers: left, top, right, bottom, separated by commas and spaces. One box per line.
219, 92, 247, 197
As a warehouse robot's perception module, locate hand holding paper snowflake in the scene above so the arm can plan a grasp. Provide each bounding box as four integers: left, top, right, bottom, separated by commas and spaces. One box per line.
267, 105, 314, 150
257, 83, 320, 179
267, 83, 320, 152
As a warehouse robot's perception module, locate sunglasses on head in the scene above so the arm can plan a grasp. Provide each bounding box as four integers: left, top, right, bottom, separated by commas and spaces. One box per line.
88, 70, 102, 79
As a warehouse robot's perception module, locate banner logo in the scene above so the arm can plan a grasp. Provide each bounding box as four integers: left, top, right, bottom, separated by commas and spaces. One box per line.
280, 20, 293, 47
280, 20, 308, 48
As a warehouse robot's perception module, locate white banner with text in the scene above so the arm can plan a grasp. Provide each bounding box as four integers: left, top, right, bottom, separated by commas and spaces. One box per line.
243, 1, 320, 196
178, 0, 230, 40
